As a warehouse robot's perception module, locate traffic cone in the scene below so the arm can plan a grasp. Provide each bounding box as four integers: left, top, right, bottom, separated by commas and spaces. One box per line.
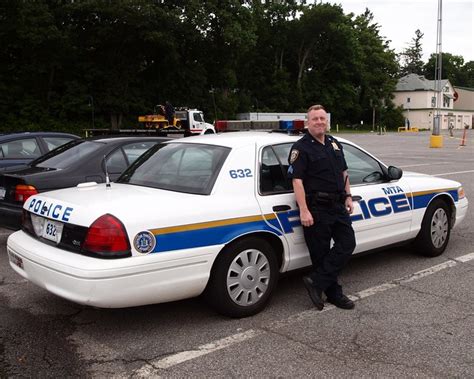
460, 128, 467, 147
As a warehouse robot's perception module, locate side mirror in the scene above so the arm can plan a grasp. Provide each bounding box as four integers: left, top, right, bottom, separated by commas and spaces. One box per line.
387, 166, 403, 181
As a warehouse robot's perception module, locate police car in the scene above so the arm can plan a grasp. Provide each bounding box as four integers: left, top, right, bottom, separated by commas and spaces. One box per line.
7, 132, 468, 317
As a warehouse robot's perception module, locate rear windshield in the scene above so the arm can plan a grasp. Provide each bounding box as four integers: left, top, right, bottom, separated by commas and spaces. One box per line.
35, 140, 103, 169
118, 143, 230, 195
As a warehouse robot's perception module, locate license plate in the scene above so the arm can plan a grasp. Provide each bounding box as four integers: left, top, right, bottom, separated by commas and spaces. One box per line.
42, 219, 63, 243
8, 251, 24, 269
0, 187, 5, 200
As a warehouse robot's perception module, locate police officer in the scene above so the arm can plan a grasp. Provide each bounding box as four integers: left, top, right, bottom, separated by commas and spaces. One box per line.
288, 104, 356, 310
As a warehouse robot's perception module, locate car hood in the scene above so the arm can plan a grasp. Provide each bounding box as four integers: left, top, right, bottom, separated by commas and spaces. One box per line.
403, 171, 462, 193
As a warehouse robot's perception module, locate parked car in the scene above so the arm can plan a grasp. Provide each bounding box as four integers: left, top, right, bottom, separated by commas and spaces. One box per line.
7, 132, 468, 317
0, 132, 79, 169
0, 136, 169, 229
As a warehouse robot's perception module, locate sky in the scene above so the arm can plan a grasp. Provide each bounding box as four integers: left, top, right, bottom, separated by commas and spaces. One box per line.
328, 0, 473, 63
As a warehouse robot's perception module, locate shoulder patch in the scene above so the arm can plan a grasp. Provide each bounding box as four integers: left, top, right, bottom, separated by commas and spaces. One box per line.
289, 149, 299, 164
331, 142, 340, 151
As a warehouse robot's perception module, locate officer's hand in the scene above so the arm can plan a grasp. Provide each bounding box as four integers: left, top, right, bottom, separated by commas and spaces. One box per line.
345, 197, 354, 214
300, 209, 314, 227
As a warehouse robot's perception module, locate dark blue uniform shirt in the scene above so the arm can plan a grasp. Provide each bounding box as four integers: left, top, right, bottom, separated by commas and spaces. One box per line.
288, 133, 348, 193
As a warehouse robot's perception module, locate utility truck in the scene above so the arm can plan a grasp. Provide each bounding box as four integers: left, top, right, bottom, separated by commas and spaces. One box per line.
85, 107, 215, 137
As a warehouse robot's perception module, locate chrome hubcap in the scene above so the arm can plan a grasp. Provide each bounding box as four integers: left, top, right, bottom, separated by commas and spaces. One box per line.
431, 208, 448, 248
226, 249, 270, 306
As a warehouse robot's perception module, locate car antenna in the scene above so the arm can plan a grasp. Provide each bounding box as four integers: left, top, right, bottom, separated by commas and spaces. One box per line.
104, 155, 111, 188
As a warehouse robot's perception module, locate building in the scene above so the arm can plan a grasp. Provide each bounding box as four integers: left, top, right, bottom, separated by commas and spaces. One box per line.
393, 74, 473, 130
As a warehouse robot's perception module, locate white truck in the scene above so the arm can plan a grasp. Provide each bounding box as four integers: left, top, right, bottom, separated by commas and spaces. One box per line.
85, 107, 215, 137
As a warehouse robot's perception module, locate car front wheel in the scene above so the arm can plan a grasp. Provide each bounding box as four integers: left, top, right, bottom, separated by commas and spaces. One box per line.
414, 199, 451, 257
205, 237, 279, 318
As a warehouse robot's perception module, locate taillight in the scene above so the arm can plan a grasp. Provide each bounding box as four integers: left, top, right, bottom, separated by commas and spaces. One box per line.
22, 209, 35, 235
15, 184, 38, 203
82, 214, 131, 257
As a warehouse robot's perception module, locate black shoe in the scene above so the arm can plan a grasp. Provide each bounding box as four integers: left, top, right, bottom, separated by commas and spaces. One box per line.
302, 276, 324, 310
327, 294, 355, 310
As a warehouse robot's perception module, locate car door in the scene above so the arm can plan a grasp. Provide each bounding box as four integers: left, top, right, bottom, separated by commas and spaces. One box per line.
342, 142, 413, 253
255, 142, 310, 272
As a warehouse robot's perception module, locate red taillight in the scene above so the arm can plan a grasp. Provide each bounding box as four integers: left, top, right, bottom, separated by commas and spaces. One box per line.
15, 184, 38, 203
22, 209, 35, 235
83, 214, 130, 256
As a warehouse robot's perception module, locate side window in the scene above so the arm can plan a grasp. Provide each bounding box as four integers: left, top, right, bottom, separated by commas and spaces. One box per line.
106, 149, 128, 174
342, 143, 385, 185
0, 138, 41, 159
123, 141, 157, 165
259, 144, 293, 194
43, 137, 75, 151
193, 113, 204, 122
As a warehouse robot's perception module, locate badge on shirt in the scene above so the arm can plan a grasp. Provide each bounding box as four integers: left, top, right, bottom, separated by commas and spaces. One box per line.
289, 149, 299, 163
331, 142, 340, 151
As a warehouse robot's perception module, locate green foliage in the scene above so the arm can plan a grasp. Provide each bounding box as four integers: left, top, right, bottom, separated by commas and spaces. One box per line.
0, 0, 411, 130
400, 29, 424, 76
424, 53, 474, 87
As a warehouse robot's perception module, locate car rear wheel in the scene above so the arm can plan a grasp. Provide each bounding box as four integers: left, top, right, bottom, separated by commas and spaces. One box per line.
414, 199, 451, 257
205, 237, 278, 318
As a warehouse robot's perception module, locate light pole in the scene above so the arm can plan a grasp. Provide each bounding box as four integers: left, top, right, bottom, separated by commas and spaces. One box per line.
255, 98, 259, 121
405, 98, 410, 130
88, 95, 95, 129
209, 89, 217, 122
430, 0, 443, 147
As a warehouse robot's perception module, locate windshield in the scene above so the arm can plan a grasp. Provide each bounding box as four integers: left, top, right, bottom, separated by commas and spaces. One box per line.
35, 140, 103, 169
118, 143, 230, 195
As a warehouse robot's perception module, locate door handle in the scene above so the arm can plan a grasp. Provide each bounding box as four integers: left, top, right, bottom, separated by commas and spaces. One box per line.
273, 205, 291, 212
352, 195, 362, 202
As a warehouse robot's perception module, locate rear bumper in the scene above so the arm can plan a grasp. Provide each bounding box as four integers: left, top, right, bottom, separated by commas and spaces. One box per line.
0, 203, 22, 229
7, 231, 221, 308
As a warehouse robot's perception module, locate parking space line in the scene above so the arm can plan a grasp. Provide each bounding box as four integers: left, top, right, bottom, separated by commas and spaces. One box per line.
454, 252, 474, 263
433, 170, 474, 177
398, 163, 433, 168
134, 329, 263, 376
133, 252, 474, 376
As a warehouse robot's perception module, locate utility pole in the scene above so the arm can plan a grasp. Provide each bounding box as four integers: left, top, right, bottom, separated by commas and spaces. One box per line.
88, 95, 95, 129
430, 0, 443, 147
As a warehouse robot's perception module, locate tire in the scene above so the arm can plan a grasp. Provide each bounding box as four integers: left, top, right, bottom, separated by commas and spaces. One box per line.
204, 129, 214, 134
414, 199, 451, 257
205, 237, 279, 318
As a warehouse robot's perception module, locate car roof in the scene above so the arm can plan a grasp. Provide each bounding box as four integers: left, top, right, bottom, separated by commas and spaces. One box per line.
0, 132, 79, 141
91, 136, 171, 143
169, 131, 350, 148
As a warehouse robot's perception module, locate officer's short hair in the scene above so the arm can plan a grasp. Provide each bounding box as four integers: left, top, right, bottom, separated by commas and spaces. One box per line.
307, 104, 326, 113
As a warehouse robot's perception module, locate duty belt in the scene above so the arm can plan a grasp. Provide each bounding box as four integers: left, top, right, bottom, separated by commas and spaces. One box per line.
308, 191, 346, 205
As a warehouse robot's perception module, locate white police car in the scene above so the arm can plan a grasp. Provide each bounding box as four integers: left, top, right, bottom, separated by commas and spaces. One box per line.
7, 132, 468, 317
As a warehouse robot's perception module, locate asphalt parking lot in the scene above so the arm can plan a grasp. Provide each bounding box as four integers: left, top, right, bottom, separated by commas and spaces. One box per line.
1, 130, 473, 377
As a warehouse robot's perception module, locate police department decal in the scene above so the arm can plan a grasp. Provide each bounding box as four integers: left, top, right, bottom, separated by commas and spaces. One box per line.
289, 149, 299, 163
134, 231, 156, 254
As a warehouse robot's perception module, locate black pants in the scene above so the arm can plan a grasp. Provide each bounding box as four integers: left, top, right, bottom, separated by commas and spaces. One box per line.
303, 202, 356, 299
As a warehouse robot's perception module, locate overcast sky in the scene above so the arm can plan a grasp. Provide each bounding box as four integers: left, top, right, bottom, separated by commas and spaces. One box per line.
328, 0, 473, 63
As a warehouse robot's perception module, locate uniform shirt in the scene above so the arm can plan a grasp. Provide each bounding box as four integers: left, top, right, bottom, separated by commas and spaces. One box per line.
288, 133, 348, 193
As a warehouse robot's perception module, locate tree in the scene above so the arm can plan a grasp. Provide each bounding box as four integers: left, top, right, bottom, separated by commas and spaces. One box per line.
400, 29, 424, 76
424, 53, 473, 87
352, 9, 400, 126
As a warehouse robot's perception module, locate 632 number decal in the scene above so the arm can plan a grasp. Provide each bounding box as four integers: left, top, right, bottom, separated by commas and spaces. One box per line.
229, 169, 253, 179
